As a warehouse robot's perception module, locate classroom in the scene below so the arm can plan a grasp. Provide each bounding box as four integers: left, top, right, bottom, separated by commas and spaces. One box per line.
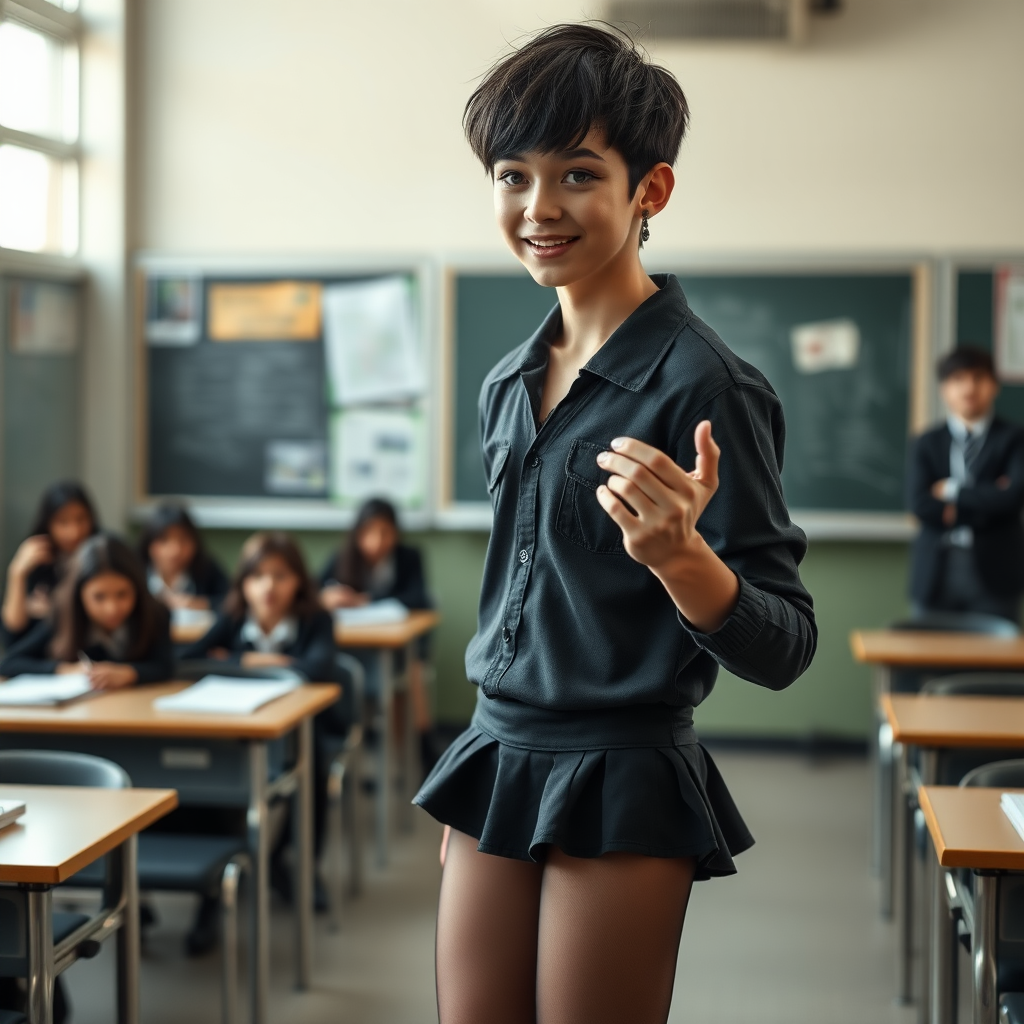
0, 0, 1023, 1022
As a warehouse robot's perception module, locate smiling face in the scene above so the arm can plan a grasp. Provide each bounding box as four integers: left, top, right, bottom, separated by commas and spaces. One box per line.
81, 571, 136, 633
493, 129, 666, 290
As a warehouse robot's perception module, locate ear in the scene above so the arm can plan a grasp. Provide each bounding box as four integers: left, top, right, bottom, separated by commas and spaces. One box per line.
635, 163, 675, 217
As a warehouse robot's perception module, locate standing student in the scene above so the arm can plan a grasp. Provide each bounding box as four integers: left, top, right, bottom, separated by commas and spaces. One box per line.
0, 534, 173, 686
1, 481, 98, 646
181, 531, 341, 923
413, 25, 816, 1024
908, 345, 1024, 623
319, 497, 436, 769
138, 502, 229, 612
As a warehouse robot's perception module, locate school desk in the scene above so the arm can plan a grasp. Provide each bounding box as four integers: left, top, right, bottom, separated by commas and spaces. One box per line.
883, 694, 1024, 1011
850, 630, 1024, 922
0, 682, 339, 1024
334, 610, 440, 865
919, 785, 1024, 1024
0, 783, 177, 1024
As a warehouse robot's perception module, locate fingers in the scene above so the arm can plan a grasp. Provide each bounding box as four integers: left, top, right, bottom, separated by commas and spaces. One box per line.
691, 420, 720, 491
597, 451, 671, 513
607, 437, 690, 490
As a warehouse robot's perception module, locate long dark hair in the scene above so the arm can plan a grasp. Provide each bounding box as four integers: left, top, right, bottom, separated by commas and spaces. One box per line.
138, 503, 217, 586
28, 481, 99, 540
333, 498, 399, 592
50, 534, 168, 662
222, 532, 320, 622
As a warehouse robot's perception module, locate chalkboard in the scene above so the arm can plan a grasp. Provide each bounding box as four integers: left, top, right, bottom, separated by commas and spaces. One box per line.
955, 269, 1024, 424
451, 270, 915, 512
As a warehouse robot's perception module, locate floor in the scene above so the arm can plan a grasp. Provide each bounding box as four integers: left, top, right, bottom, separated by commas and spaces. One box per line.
59, 751, 927, 1023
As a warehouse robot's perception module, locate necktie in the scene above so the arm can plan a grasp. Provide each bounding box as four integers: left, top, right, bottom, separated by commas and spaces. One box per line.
963, 430, 983, 482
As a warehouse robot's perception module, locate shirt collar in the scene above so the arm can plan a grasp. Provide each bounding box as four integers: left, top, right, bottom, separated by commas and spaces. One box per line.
947, 412, 993, 440
499, 274, 692, 393
241, 615, 298, 653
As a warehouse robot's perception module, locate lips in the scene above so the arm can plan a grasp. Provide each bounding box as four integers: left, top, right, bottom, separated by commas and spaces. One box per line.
523, 236, 579, 259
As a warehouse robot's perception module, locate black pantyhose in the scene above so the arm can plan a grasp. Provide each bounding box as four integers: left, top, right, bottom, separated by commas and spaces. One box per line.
436, 830, 696, 1024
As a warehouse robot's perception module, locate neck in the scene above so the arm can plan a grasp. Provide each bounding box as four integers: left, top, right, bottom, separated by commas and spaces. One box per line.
252, 610, 285, 634
555, 247, 656, 361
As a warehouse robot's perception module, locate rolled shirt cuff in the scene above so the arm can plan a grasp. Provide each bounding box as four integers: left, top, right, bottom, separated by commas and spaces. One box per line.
940, 478, 961, 501
678, 574, 768, 659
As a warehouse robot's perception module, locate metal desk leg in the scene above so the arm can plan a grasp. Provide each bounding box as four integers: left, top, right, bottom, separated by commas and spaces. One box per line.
896, 743, 915, 1004
24, 885, 53, 1024
972, 872, 998, 1024
248, 741, 270, 1024
295, 716, 313, 990
377, 648, 394, 867
920, 751, 939, 1024
114, 836, 140, 1024
875, 665, 895, 917
931, 862, 957, 1024
401, 641, 416, 833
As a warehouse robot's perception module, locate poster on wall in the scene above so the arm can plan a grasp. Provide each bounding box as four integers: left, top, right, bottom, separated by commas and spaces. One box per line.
995, 266, 1024, 382
146, 276, 202, 346
208, 281, 322, 341
9, 280, 79, 354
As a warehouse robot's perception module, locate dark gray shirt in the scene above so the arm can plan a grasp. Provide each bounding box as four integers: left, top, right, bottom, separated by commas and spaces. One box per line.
465, 274, 816, 713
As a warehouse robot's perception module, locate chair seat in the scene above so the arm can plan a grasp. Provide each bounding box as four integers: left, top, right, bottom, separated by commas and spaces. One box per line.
137, 834, 247, 892
52, 911, 91, 945
0, 1010, 26, 1023
1000, 992, 1024, 1023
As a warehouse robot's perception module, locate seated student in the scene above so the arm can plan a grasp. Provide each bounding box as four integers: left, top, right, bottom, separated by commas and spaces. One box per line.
909, 345, 1024, 623
1, 481, 98, 646
138, 502, 229, 612
319, 498, 436, 770
181, 531, 340, 917
0, 533, 173, 686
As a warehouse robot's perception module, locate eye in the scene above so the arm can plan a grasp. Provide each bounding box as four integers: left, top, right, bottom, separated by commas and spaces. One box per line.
497, 170, 527, 187
564, 169, 596, 185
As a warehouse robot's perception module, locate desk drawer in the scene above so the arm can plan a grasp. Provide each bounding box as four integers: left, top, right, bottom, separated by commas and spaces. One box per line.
0, 734, 287, 806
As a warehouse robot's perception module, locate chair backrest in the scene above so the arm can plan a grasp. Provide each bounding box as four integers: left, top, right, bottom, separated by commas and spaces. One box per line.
0, 749, 130, 788
891, 611, 1020, 637
960, 759, 1024, 789
922, 674, 1024, 698
175, 660, 306, 683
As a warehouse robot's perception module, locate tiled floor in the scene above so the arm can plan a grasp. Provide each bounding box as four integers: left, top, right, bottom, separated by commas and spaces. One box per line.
59, 751, 924, 1023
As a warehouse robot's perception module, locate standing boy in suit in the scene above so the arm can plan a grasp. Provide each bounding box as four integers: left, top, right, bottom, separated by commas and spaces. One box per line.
909, 346, 1024, 623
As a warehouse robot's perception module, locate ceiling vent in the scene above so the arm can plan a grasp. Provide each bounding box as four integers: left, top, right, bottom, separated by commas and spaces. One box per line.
607, 0, 816, 43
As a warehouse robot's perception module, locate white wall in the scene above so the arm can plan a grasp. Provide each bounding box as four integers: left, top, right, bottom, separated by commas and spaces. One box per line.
136, 0, 1024, 257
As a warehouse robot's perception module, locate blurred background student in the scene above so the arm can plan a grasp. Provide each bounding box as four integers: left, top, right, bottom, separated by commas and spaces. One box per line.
908, 345, 1024, 623
1, 481, 99, 646
319, 498, 437, 774
181, 530, 344, 918
0, 533, 173, 687
138, 502, 229, 613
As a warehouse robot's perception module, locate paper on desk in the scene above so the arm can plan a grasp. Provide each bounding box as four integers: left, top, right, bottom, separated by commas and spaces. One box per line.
154, 675, 301, 715
1001, 793, 1024, 842
335, 598, 409, 628
0, 674, 92, 706
170, 607, 217, 629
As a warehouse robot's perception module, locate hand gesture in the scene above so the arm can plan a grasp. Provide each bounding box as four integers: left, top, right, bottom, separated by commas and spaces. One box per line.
9, 536, 53, 579
321, 584, 369, 610
87, 663, 138, 690
595, 421, 721, 572
241, 651, 292, 668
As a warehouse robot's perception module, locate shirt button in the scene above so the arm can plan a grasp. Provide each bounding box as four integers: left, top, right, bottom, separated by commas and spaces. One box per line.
502, 626, 511, 643
531, 456, 540, 468
519, 549, 529, 564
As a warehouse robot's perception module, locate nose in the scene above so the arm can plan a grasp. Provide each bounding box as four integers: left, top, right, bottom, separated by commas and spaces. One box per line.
523, 181, 561, 225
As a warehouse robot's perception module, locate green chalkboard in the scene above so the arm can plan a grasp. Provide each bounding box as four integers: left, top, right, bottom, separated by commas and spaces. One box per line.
956, 270, 1024, 425
452, 270, 914, 511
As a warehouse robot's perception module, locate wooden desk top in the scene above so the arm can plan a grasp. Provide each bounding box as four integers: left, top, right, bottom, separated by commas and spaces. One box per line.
851, 630, 1024, 669
0, 784, 177, 884
882, 693, 1024, 748
171, 609, 441, 649
0, 682, 340, 740
920, 785, 1024, 871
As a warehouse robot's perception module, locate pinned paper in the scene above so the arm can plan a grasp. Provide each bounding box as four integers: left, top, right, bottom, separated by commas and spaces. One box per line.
264, 440, 327, 495
330, 408, 425, 508
791, 319, 860, 374
10, 281, 78, 354
996, 267, 1024, 382
146, 276, 201, 346
208, 281, 321, 341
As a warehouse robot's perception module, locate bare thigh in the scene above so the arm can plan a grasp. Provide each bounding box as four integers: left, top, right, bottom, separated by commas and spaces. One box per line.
536, 849, 697, 1024
436, 829, 544, 1024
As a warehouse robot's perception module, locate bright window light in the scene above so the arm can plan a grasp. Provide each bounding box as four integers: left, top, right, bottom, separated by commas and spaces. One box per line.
0, 20, 78, 142
0, 144, 78, 254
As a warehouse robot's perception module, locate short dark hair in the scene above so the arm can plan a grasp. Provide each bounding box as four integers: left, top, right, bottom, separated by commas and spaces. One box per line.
28, 480, 99, 541
464, 22, 689, 197
50, 533, 168, 662
937, 345, 997, 382
223, 531, 319, 622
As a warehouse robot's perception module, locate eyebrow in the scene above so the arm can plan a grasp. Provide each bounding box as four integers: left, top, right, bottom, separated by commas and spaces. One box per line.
495, 147, 607, 164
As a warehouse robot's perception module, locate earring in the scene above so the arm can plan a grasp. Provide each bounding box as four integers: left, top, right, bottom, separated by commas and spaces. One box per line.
640, 209, 651, 246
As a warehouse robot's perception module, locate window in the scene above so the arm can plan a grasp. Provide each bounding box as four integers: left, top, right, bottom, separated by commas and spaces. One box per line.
0, 1, 81, 256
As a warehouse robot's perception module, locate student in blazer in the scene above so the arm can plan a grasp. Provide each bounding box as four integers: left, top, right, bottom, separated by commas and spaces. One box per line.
908, 346, 1024, 623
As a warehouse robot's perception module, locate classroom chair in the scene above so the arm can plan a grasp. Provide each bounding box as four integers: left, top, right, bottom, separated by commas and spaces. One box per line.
0, 749, 250, 1024
932, 758, 1024, 1024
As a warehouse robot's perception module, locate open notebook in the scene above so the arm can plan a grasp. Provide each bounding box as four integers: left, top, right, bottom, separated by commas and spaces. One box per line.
1000, 793, 1024, 842
154, 675, 302, 715
0, 674, 93, 706
334, 598, 409, 628
0, 801, 26, 831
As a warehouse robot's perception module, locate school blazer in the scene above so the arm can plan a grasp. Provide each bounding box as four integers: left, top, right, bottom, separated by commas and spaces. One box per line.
0, 605, 175, 683
908, 416, 1024, 602
319, 545, 432, 610
180, 608, 338, 682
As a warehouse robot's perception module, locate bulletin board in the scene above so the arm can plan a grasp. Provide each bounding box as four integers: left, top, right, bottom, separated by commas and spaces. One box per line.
135, 258, 434, 525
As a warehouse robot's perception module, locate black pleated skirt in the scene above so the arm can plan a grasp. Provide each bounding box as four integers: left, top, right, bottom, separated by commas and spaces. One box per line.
413, 691, 753, 880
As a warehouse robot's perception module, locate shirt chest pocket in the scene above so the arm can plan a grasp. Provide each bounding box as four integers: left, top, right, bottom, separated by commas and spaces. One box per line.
554, 439, 627, 555
486, 442, 511, 507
